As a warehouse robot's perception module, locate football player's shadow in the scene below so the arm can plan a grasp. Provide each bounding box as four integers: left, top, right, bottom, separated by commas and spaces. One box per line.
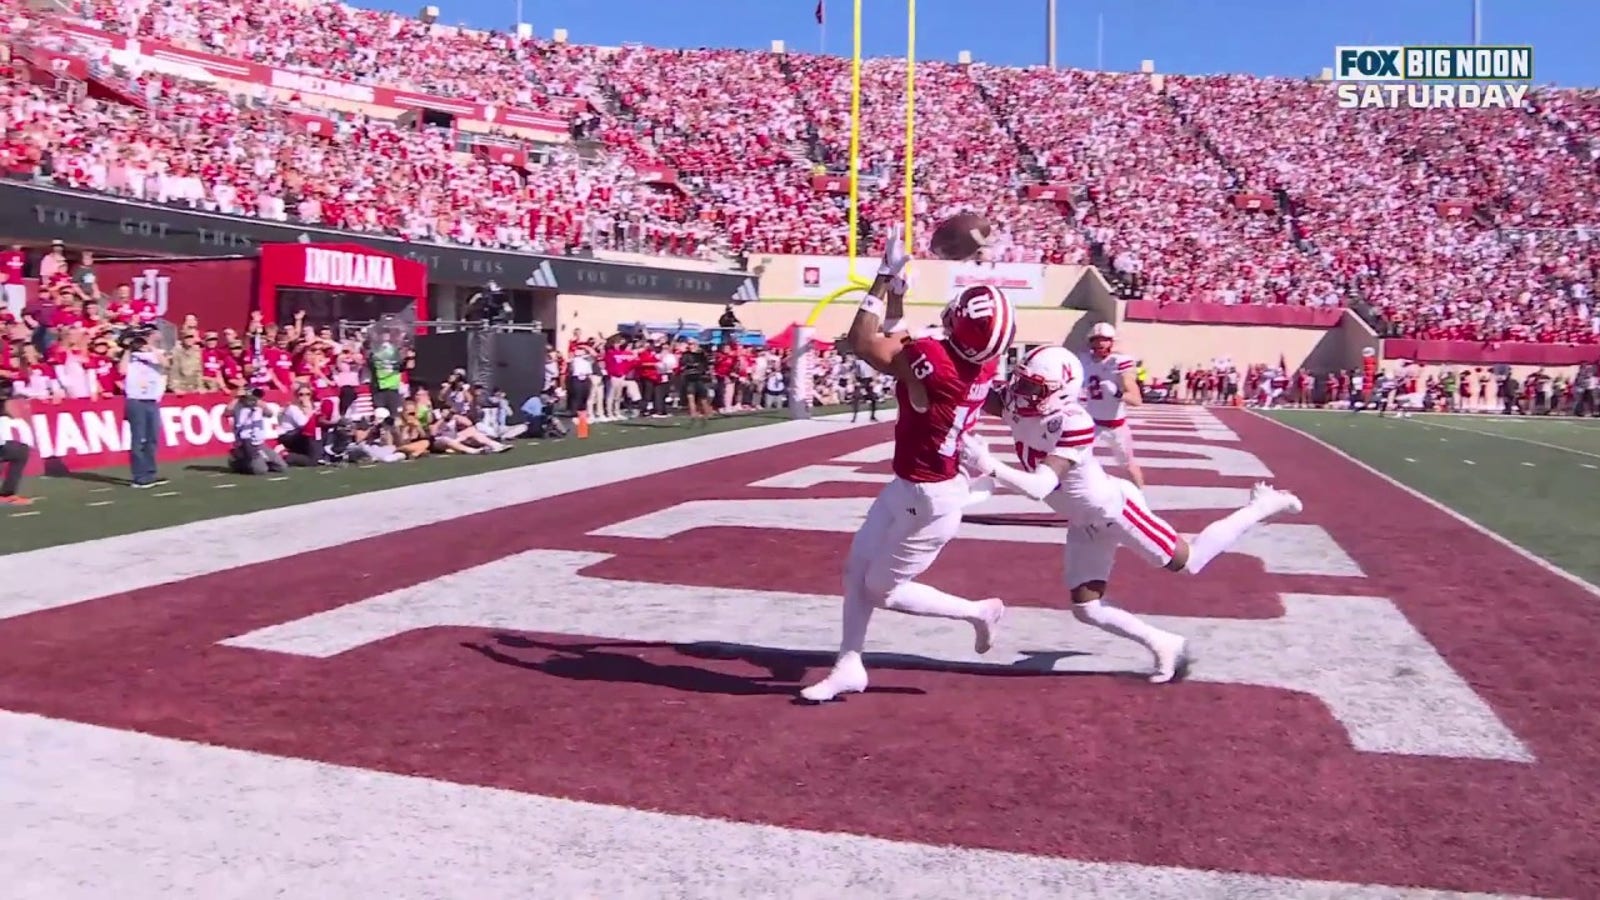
463, 634, 1101, 699
461, 634, 819, 697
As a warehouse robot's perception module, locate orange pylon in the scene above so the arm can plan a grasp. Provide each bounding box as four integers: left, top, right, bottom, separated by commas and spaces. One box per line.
576, 411, 590, 438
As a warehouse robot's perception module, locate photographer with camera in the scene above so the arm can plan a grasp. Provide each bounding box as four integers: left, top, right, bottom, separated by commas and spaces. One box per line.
0, 383, 33, 505
229, 388, 289, 475
118, 325, 169, 489
278, 386, 334, 466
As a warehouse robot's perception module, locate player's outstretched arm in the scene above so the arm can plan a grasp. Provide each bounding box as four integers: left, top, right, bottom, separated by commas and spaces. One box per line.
960, 436, 1069, 501
1121, 369, 1143, 407
848, 226, 929, 410
981, 382, 1007, 416
848, 274, 908, 374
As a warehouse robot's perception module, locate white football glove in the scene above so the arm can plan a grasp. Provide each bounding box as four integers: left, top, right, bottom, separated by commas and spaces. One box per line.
958, 433, 996, 476
877, 223, 911, 280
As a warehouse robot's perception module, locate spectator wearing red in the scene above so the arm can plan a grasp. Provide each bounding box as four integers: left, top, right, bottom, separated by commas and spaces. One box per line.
603, 337, 639, 420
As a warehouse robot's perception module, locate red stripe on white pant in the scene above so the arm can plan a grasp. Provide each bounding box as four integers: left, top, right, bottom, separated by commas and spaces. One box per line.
1122, 498, 1177, 556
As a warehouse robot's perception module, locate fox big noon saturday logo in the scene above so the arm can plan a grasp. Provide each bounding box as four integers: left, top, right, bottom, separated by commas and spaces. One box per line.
1334, 45, 1532, 110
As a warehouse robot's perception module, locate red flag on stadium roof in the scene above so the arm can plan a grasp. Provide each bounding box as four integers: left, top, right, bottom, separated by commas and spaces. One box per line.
815, 1, 824, 25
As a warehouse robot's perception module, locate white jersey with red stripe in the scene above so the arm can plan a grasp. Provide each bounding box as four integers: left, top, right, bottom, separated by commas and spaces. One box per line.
1080, 351, 1135, 426
1001, 402, 1122, 521
1003, 398, 1179, 586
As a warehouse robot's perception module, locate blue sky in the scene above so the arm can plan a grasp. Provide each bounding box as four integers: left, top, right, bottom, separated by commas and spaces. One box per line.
374, 0, 1596, 86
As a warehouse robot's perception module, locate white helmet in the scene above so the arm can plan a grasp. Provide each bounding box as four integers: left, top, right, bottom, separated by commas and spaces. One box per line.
1087, 322, 1116, 358
1008, 345, 1084, 418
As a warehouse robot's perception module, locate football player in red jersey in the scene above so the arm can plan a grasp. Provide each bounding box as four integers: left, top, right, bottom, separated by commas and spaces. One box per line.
800, 225, 1014, 703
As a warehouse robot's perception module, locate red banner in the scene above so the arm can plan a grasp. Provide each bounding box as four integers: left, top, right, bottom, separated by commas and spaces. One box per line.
1382, 339, 1600, 366
1024, 184, 1073, 202
474, 143, 528, 168
257, 243, 427, 299
286, 112, 337, 137
90, 257, 258, 333
1123, 301, 1344, 328
634, 164, 679, 186
1231, 193, 1277, 212
15, 45, 90, 82
811, 174, 849, 194
1434, 200, 1474, 219
0, 391, 297, 475
59, 22, 576, 132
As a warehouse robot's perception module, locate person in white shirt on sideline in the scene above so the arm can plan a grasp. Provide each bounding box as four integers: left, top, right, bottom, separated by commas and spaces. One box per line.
119, 328, 169, 488
349, 409, 405, 463
566, 348, 595, 415
476, 387, 528, 440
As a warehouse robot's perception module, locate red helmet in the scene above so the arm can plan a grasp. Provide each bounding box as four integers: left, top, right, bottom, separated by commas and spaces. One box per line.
941, 285, 1016, 365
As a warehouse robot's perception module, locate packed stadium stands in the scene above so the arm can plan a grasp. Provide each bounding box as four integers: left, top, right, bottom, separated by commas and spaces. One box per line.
4, 0, 1598, 343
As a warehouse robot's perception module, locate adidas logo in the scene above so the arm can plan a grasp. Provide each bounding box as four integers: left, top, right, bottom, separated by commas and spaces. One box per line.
525, 260, 559, 289
730, 278, 759, 304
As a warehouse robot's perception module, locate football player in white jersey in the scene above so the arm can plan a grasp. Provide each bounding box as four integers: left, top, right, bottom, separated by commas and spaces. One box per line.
1077, 323, 1145, 490
967, 346, 1303, 683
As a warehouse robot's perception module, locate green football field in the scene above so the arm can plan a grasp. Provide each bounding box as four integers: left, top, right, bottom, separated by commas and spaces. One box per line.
1263, 409, 1600, 586
0, 407, 872, 555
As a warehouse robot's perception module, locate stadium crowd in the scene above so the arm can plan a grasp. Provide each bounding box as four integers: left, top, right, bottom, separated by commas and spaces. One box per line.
0, 1, 1596, 344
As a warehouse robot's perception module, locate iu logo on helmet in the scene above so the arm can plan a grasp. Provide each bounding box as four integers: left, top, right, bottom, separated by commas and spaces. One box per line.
943, 285, 1015, 364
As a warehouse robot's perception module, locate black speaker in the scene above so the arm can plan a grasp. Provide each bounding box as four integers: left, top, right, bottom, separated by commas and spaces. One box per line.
482, 331, 547, 404
412, 332, 469, 388
410, 330, 546, 402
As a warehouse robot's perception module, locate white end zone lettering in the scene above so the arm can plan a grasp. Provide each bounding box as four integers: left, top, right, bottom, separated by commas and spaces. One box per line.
223, 549, 1530, 762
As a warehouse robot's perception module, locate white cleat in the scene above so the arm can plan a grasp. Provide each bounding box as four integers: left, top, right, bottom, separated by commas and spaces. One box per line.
1250, 481, 1304, 516
1149, 634, 1192, 685
973, 597, 1005, 655
799, 656, 869, 703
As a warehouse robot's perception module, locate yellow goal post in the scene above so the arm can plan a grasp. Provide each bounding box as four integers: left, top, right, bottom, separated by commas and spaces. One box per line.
802, 0, 917, 329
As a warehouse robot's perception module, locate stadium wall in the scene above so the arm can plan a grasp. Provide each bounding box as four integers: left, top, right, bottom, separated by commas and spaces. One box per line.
558, 255, 1395, 376
1112, 310, 1377, 375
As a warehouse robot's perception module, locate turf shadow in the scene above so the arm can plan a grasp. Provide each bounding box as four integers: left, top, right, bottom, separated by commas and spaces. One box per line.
466, 633, 1109, 695
460, 637, 808, 697
47, 468, 132, 486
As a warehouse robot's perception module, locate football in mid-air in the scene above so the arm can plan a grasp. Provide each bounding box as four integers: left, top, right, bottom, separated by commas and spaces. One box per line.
928, 213, 993, 261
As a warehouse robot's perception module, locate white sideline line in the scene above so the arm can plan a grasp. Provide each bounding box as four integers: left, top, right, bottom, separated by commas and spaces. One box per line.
1250, 410, 1600, 599
0, 412, 886, 619
0, 710, 1521, 900
1402, 417, 1600, 461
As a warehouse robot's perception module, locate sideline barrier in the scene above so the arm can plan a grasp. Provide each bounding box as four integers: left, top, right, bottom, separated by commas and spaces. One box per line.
1382, 339, 1600, 366
1122, 301, 1344, 328
0, 391, 297, 476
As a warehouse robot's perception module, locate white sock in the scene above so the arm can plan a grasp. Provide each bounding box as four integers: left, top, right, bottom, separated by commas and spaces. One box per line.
839, 575, 875, 655
1073, 599, 1173, 651
1184, 501, 1272, 574
883, 581, 985, 622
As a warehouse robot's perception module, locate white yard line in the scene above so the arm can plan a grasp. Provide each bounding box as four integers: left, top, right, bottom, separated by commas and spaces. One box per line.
1401, 417, 1600, 462
1251, 410, 1600, 599
0, 412, 887, 619
0, 710, 1518, 900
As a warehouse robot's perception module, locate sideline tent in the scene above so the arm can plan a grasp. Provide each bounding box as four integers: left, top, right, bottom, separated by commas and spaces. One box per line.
766, 323, 834, 351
